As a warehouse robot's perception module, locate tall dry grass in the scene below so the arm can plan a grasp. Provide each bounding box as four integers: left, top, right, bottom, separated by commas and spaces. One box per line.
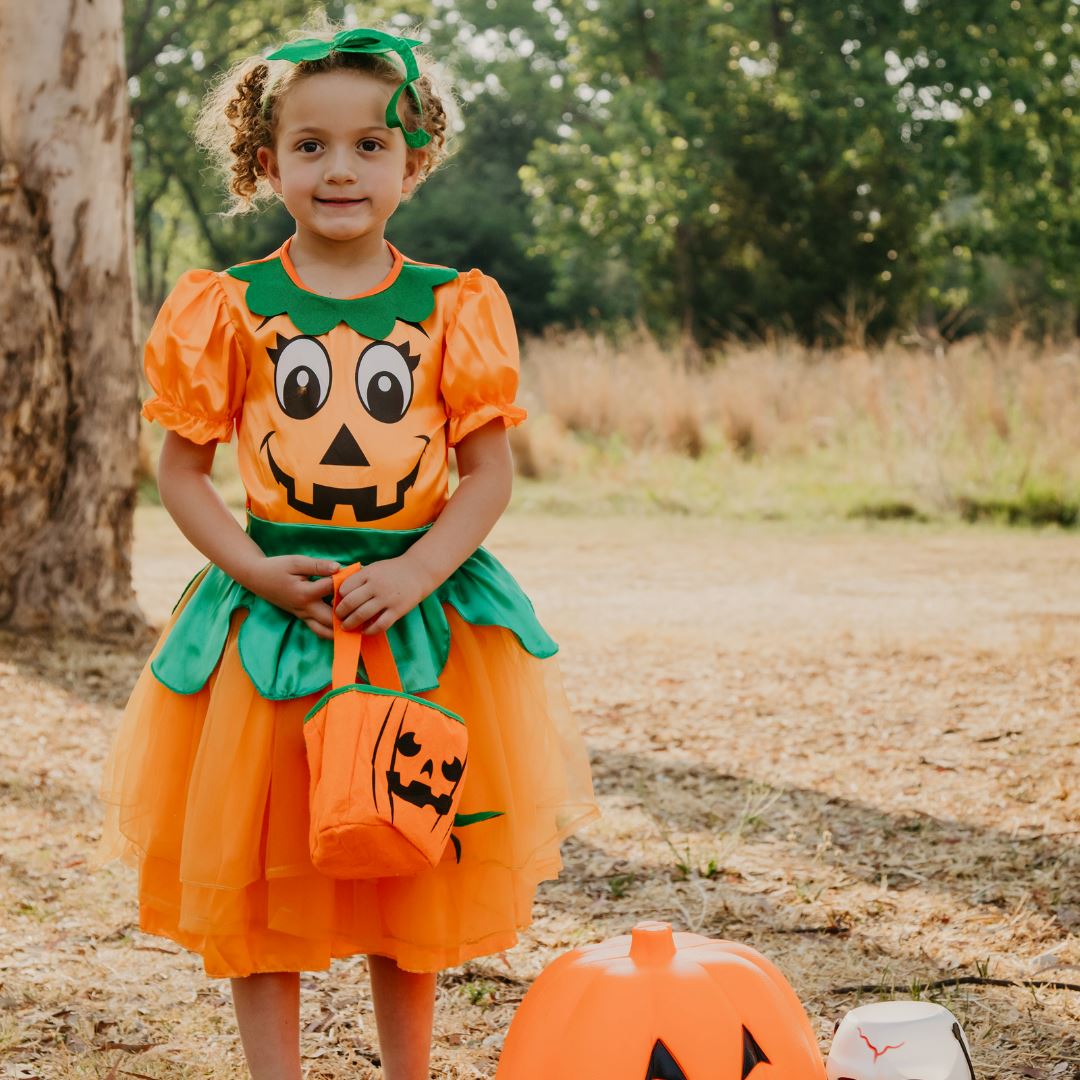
137, 329, 1079, 523
513, 329, 1080, 522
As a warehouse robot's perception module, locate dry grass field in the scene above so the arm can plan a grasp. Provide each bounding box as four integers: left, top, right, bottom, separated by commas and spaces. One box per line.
143, 331, 1080, 527
1, 507, 1078, 1078
510, 330, 1080, 525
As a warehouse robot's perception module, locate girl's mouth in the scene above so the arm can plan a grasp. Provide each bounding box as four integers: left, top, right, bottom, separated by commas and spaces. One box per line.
316, 197, 366, 206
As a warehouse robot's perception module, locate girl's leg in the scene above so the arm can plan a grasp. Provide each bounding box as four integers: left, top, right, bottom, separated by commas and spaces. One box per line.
368, 954, 436, 1080
230, 971, 302, 1080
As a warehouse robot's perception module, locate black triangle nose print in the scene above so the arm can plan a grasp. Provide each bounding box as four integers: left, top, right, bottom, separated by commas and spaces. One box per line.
741, 1026, 770, 1077
645, 1038, 687, 1080
320, 424, 370, 466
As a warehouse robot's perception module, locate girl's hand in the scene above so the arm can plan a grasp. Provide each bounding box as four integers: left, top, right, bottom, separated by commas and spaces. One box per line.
245, 555, 341, 640
335, 555, 433, 635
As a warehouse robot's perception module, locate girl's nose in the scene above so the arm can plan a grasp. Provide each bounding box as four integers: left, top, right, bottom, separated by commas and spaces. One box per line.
323, 152, 357, 183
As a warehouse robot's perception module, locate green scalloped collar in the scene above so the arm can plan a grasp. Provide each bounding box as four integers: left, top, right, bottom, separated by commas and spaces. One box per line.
226, 254, 458, 338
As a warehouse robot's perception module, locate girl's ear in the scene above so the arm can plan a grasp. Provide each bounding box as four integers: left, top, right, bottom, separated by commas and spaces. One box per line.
401, 150, 427, 195
257, 145, 282, 193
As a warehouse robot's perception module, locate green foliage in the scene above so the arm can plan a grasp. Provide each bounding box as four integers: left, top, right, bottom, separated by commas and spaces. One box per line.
522, 0, 934, 343
910, 0, 1080, 336
523, 0, 1079, 344
126, 0, 1080, 343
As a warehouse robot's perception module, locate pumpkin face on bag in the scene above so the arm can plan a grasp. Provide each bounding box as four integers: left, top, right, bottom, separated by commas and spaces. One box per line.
378, 704, 467, 826
305, 687, 471, 879
259, 325, 432, 523
495, 923, 827, 1080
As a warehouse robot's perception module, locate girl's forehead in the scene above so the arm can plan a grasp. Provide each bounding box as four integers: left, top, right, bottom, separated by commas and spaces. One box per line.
278, 70, 395, 133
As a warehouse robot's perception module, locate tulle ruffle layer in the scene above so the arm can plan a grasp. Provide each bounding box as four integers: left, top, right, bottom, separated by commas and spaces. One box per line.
97, 601, 597, 977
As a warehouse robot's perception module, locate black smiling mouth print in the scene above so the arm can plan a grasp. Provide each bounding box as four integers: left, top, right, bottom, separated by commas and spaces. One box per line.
386, 771, 455, 816
261, 431, 430, 522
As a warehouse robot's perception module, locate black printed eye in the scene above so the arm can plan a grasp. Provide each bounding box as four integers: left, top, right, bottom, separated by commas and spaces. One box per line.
355, 341, 414, 423
441, 757, 464, 782
395, 731, 421, 757
271, 336, 331, 419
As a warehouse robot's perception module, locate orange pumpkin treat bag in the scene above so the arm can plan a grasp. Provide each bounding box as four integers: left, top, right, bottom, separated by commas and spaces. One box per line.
305, 563, 473, 878
95, 21, 598, 1016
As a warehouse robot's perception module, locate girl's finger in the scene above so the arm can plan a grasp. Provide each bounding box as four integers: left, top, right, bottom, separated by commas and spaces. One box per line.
336, 582, 375, 618
336, 570, 368, 598
342, 597, 385, 630
305, 600, 333, 628
304, 616, 334, 641
305, 574, 336, 599
363, 610, 398, 635
307, 558, 341, 577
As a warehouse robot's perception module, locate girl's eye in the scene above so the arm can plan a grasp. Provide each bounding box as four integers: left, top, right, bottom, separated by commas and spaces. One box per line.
273, 336, 332, 419
355, 341, 414, 424
359, 139, 381, 152
298, 140, 320, 153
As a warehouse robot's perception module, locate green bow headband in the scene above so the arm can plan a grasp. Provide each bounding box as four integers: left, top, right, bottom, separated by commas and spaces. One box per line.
266, 28, 431, 149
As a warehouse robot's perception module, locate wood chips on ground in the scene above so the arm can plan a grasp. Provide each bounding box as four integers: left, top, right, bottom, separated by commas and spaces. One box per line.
0, 510, 1078, 1078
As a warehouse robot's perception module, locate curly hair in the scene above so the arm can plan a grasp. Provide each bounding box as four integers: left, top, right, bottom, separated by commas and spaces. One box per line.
193, 17, 455, 216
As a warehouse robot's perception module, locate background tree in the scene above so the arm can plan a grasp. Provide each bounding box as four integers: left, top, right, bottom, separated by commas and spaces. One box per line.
0, 0, 142, 632
521, 0, 1078, 345
126, 0, 1078, 345
903, 0, 1080, 337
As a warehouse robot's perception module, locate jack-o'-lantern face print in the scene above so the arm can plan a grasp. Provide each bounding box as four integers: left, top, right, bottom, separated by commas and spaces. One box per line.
260, 331, 430, 522
384, 718, 465, 822
364, 697, 469, 859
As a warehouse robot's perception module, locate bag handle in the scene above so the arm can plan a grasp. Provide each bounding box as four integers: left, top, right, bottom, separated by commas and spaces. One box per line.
330, 563, 403, 693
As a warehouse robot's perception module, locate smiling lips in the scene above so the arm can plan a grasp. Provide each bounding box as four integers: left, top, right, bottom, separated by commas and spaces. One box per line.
317, 197, 365, 204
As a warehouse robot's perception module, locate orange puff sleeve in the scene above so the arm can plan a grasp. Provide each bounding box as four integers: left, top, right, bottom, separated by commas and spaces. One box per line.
142, 269, 247, 444
441, 269, 528, 447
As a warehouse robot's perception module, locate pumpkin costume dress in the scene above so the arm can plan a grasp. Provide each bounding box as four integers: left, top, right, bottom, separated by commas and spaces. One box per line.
97, 239, 598, 978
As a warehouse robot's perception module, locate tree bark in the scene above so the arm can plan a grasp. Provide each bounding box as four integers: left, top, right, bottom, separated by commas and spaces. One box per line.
0, 0, 143, 634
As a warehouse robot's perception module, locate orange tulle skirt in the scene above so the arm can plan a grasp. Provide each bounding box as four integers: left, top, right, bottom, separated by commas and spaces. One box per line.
96, 591, 598, 978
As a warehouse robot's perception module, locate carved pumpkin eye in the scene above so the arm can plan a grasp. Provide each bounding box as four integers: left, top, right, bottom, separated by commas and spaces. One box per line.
395, 731, 421, 757
271, 336, 332, 419
356, 341, 415, 423
645, 1039, 686, 1079
742, 1026, 769, 1077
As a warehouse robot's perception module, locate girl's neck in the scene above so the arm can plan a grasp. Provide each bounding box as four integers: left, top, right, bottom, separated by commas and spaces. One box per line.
286, 228, 395, 297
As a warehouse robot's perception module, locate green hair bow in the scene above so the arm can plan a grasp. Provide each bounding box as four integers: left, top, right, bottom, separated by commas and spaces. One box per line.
266, 28, 431, 149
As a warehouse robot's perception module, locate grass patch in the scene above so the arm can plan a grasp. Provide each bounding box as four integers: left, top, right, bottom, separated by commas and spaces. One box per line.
957, 491, 1080, 528
848, 500, 930, 523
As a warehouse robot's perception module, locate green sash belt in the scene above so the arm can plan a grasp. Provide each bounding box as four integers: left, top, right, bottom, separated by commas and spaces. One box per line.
150, 514, 558, 700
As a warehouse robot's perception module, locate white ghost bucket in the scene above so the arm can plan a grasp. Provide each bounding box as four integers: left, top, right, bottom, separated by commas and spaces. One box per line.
826, 1001, 975, 1080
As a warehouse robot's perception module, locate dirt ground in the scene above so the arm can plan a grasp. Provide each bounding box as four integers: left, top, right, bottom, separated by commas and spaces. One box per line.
1, 507, 1078, 1078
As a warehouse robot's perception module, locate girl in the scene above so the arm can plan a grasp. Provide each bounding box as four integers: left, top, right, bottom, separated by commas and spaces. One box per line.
97, 20, 597, 1080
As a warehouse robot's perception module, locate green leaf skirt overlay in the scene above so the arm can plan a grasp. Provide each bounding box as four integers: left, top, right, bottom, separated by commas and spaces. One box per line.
150, 513, 558, 701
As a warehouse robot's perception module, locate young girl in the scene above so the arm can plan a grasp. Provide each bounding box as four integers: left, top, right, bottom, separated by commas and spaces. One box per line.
97, 21, 597, 1080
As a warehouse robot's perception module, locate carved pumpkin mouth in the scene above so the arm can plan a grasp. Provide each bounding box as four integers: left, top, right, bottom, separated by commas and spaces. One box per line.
262, 432, 429, 522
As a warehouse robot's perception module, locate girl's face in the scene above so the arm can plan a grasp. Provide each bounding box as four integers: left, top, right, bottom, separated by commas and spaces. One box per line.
257, 69, 424, 247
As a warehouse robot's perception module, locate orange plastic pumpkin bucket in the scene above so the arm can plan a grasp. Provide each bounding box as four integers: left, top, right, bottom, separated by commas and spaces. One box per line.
495, 921, 826, 1079
303, 564, 468, 878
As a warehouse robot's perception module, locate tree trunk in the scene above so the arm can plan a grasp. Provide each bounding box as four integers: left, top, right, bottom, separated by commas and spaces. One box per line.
0, 0, 143, 634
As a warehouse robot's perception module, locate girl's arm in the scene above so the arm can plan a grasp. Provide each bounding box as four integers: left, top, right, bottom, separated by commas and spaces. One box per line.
335, 418, 513, 633
158, 431, 339, 639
